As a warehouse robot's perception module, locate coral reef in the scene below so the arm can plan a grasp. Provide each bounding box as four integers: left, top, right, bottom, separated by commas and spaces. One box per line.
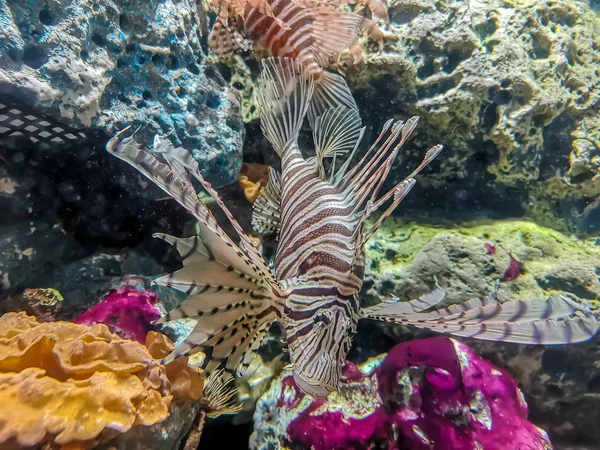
250, 337, 551, 449
355, 217, 600, 446
74, 285, 162, 343
362, 218, 600, 308
0, 0, 244, 186
0, 312, 203, 448
238, 162, 270, 203
345, 0, 600, 234
21, 287, 63, 321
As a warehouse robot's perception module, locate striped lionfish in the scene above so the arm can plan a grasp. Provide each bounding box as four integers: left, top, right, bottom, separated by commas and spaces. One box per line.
106, 57, 598, 397
208, 0, 384, 127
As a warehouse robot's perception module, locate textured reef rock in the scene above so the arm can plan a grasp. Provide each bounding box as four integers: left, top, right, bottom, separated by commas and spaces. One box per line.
345, 0, 600, 234
0, 0, 244, 185
357, 217, 600, 447
362, 218, 600, 307
250, 337, 552, 449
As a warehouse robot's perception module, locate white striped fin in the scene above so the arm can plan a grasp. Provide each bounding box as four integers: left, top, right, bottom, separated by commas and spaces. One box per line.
148, 135, 277, 286
106, 128, 284, 377
313, 106, 362, 179
153, 234, 262, 291
366, 295, 598, 345
162, 302, 279, 374
310, 8, 364, 68
252, 168, 282, 235
362, 282, 446, 316
309, 70, 359, 128
394, 295, 589, 325
404, 314, 598, 345
257, 57, 315, 154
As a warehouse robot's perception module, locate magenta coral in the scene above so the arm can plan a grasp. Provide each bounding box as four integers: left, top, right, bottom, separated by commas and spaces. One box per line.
280, 338, 552, 450
74, 286, 161, 343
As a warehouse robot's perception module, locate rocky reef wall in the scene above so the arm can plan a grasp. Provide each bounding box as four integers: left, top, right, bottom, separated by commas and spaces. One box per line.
345, 0, 600, 234
0, 0, 244, 185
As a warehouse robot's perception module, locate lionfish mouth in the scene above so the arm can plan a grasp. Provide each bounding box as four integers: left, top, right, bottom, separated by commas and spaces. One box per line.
293, 372, 334, 398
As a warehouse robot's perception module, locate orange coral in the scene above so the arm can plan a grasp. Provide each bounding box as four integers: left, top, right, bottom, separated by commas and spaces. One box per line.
0, 312, 204, 449
238, 163, 270, 203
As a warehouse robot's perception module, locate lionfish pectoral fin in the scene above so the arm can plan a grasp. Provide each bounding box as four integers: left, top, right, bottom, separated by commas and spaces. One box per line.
159, 293, 280, 370
252, 167, 282, 236
362, 279, 446, 317
312, 106, 362, 179
145, 128, 277, 287
106, 130, 282, 376
309, 70, 360, 128
256, 57, 315, 154
202, 369, 243, 418
366, 294, 598, 345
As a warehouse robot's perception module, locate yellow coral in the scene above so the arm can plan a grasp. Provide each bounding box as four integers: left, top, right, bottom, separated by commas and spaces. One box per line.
0, 312, 204, 448
238, 163, 270, 203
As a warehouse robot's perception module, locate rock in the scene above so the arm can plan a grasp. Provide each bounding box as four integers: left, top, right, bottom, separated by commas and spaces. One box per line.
250, 337, 552, 450
0, 0, 244, 186
356, 217, 600, 447
345, 0, 600, 234
362, 218, 600, 307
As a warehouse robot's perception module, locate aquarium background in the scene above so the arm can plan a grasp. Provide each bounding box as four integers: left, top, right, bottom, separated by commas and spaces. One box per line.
0, 0, 599, 448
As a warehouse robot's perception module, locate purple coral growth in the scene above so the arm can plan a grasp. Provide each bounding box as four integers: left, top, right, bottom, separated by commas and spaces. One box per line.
281, 338, 552, 450
74, 286, 161, 343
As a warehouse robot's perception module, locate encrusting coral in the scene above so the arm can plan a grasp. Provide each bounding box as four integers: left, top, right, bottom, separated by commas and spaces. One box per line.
0, 312, 204, 449
238, 162, 271, 203
74, 286, 162, 344
251, 337, 553, 449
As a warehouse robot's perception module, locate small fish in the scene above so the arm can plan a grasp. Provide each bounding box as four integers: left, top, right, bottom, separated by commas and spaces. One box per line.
106, 57, 598, 398
208, 0, 378, 126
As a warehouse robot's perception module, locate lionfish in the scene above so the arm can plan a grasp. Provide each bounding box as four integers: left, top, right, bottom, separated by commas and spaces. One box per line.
208, 0, 384, 126
106, 57, 598, 397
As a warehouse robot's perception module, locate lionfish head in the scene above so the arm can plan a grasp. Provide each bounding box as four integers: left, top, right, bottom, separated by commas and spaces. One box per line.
285, 301, 358, 397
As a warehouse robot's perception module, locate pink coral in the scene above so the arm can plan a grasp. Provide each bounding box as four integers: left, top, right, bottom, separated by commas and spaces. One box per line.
75, 286, 161, 343
271, 338, 552, 450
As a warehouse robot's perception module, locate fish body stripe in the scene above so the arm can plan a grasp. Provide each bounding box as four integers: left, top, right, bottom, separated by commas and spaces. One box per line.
241, 0, 324, 77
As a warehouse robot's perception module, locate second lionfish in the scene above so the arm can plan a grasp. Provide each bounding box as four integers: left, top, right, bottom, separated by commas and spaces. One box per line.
106, 57, 598, 397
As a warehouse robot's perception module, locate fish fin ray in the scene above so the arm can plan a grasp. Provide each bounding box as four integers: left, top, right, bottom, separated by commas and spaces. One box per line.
252, 168, 282, 235
308, 70, 358, 127
310, 9, 363, 67
367, 295, 598, 344
313, 106, 362, 178
362, 281, 446, 317
256, 57, 315, 154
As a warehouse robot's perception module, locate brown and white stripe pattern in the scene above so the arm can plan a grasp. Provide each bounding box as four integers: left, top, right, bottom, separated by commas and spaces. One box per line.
239, 0, 363, 76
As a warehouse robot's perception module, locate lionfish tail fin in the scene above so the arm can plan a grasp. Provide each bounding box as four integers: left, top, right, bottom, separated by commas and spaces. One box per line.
365, 294, 598, 345
256, 57, 315, 154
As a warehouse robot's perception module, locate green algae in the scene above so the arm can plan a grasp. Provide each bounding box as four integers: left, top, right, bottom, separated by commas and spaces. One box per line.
365, 218, 600, 303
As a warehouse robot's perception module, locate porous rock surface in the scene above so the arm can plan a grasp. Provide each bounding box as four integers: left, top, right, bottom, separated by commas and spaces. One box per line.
356, 217, 600, 447
347, 0, 600, 234
0, 0, 244, 185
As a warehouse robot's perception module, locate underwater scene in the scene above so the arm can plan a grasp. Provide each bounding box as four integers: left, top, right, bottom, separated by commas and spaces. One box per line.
0, 0, 599, 448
